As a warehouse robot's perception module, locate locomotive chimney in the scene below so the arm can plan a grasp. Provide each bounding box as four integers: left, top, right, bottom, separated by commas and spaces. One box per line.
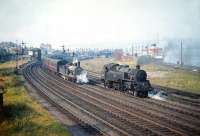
77, 61, 80, 68
136, 64, 140, 69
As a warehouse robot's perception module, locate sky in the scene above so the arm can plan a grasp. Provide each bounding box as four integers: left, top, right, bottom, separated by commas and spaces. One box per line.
0, 0, 200, 48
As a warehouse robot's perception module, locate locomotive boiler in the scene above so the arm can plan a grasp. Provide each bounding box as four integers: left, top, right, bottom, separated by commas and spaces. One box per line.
101, 63, 152, 97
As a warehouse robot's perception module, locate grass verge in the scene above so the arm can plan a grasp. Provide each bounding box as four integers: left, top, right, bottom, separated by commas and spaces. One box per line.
0, 60, 71, 136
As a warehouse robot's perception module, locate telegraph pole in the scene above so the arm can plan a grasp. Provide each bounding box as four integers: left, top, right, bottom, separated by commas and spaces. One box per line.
142, 45, 144, 55
21, 41, 25, 65
15, 40, 19, 70
61, 45, 65, 53
180, 40, 183, 66
131, 44, 134, 56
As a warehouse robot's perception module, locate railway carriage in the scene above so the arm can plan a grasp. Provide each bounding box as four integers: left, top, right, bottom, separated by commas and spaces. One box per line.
43, 58, 68, 73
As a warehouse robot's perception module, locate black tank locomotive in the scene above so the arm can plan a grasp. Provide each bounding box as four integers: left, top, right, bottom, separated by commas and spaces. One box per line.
101, 63, 152, 97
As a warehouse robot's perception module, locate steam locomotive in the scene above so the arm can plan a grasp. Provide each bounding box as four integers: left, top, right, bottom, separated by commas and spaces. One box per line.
42, 57, 88, 83
101, 63, 152, 97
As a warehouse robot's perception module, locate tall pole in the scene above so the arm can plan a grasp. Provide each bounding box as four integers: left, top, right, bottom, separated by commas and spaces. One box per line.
16, 40, 19, 70
142, 45, 144, 55
61, 45, 65, 53
131, 44, 133, 56
21, 41, 25, 65
180, 40, 183, 66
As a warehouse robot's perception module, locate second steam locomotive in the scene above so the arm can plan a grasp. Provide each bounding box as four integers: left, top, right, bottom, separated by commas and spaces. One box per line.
42, 57, 88, 83
101, 63, 152, 97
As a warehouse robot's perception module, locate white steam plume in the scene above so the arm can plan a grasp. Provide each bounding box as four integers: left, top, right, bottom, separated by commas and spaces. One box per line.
148, 89, 167, 101
76, 70, 88, 83
73, 57, 78, 64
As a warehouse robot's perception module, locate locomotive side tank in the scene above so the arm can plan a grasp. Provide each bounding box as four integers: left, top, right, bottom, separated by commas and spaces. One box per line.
101, 63, 152, 97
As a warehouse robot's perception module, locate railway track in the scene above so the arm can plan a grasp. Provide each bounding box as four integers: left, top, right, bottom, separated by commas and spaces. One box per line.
86, 70, 200, 107
43, 67, 200, 136
81, 85, 200, 125
23, 63, 126, 136
23, 63, 200, 136
38, 67, 184, 136
86, 83, 200, 119
87, 70, 200, 120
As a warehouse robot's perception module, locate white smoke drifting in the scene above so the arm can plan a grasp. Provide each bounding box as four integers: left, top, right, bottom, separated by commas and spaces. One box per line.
148, 89, 167, 101
76, 70, 88, 83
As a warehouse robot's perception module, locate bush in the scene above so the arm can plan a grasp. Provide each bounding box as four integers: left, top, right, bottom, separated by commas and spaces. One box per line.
137, 55, 152, 65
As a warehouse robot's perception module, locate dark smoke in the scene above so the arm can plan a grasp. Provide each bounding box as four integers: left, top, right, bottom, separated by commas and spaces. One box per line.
137, 55, 152, 66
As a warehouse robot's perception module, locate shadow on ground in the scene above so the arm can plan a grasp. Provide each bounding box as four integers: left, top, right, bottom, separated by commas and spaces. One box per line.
0, 103, 46, 136
0, 103, 34, 122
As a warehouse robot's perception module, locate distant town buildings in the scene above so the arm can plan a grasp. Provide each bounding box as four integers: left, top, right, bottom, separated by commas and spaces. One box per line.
40, 43, 52, 56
